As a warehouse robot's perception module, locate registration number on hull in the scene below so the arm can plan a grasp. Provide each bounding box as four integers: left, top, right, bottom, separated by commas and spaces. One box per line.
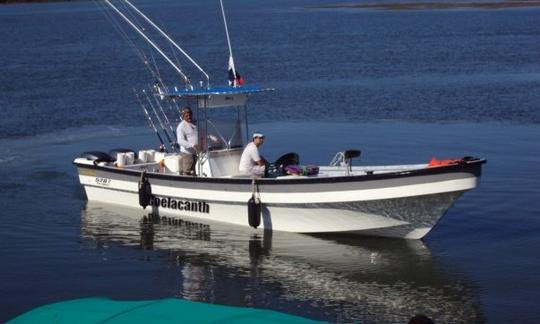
95, 177, 111, 186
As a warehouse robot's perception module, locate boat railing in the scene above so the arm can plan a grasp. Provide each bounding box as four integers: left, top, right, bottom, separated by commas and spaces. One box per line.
329, 152, 346, 167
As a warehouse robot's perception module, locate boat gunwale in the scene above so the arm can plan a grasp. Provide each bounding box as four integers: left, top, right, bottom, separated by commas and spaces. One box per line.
73, 158, 486, 185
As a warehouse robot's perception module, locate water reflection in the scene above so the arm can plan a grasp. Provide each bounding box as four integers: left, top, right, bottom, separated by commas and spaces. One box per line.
81, 202, 483, 323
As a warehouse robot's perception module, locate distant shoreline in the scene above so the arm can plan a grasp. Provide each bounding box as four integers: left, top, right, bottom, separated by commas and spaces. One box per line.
312, 1, 540, 10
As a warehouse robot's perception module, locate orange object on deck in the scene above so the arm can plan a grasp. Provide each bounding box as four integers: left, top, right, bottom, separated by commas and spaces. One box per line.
428, 157, 461, 168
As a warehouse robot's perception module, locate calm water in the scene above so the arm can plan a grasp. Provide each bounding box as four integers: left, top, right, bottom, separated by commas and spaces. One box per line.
1, 0, 540, 323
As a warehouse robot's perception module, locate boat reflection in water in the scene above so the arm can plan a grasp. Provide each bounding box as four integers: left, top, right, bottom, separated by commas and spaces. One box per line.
81, 202, 484, 323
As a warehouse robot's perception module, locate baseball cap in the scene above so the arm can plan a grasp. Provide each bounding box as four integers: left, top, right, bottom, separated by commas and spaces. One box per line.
181, 106, 192, 115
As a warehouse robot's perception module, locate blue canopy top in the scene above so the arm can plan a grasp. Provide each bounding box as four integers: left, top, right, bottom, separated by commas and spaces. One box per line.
164, 85, 274, 98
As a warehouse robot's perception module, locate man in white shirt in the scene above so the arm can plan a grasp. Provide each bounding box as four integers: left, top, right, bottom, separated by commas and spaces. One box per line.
176, 106, 199, 175
239, 133, 266, 177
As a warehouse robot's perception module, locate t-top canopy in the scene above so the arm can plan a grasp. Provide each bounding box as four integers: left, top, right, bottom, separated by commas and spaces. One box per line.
163, 85, 273, 108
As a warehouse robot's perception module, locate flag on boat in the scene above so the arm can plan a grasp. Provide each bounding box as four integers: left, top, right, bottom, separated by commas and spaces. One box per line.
228, 55, 244, 87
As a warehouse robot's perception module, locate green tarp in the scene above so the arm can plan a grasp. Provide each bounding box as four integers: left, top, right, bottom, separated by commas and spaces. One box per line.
9, 298, 322, 324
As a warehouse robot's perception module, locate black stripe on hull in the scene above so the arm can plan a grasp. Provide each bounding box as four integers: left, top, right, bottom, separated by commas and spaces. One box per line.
74, 159, 485, 187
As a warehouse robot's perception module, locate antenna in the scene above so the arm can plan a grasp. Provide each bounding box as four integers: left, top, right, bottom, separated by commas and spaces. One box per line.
219, 0, 237, 87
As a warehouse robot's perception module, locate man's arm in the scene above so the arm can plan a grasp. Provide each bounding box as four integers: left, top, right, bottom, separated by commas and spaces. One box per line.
252, 148, 265, 166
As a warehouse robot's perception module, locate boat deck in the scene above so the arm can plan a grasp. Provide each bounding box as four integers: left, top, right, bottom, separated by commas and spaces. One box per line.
90, 159, 428, 179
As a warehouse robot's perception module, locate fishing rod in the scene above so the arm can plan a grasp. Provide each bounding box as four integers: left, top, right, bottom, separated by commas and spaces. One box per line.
149, 85, 176, 137
166, 92, 182, 117
122, 0, 210, 88
153, 81, 181, 117
142, 89, 176, 151
103, 0, 190, 84
148, 79, 183, 141
134, 90, 168, 152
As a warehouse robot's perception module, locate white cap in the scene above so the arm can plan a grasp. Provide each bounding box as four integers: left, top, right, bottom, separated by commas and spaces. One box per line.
252, 132, 265, 139
181, 106, 192, 116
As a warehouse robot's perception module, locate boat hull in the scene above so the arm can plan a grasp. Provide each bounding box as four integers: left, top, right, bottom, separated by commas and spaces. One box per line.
75, 159, 483, 239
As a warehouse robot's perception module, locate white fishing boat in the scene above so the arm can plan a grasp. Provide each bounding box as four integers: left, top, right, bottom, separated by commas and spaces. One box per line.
74, 0, 486, 239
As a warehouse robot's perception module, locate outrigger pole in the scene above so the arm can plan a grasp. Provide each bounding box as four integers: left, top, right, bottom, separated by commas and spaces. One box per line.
122, 0, 210, 88
219, 0, 238, 87
103, 0, 189, 84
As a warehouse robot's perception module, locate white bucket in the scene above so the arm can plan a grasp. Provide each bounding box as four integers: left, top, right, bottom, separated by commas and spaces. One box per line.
138, 150, 148, 163
146, 150, 156, 162
116, 152, 127, 167
125, 152, 135, 165
164, 155, 183, 173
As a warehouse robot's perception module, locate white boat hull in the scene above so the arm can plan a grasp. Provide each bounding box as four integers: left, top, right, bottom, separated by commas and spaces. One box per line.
75, 158, 484, 239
